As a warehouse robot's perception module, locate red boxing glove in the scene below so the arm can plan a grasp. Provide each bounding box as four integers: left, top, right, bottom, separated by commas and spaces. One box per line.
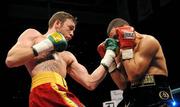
97, 42, 105, 58
115, 26, 135, 60
116, 25, 135, 49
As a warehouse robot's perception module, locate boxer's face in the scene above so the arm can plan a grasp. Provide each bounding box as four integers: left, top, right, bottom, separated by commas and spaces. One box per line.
57, 19, 75, 41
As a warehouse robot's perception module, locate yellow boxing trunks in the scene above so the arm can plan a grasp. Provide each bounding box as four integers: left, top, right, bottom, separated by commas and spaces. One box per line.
29, 72, 85, 107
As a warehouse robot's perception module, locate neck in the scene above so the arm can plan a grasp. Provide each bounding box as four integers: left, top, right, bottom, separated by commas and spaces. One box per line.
45, 29, 56, 37
134, 32, 143, 51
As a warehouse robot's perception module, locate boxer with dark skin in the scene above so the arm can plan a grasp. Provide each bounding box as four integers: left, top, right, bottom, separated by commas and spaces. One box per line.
97, 18, 174, 107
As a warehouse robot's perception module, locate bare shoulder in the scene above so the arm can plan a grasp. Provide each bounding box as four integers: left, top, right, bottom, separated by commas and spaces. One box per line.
59, 51, 77, 62
18, 28, 42, 41
61, 51, 74, 57
137, 34, 161, 55
141, 34, 160, 48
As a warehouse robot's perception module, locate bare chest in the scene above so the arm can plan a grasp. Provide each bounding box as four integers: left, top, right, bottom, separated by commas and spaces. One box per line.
30, 53, 68, 77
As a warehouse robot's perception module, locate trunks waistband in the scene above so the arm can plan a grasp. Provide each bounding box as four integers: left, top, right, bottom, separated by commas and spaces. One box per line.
131, 75, 168, 88
31, 71, 67, 91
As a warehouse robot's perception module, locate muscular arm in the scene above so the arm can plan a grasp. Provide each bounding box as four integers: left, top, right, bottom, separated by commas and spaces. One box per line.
109, 54, 128, 89
110, 67, 128, 90
5, 29, 41, 67
67, 52, 107, 90
122, 36, 159, 81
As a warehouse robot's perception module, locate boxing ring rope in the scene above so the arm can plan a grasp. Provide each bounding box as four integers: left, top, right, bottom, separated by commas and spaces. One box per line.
171, 87, 180, 106
172, 88, 180, 95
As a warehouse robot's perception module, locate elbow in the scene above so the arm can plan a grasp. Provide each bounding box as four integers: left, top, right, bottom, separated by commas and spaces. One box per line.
118, 84, 127, 90
83, 77, 102, 91
85, 83, 97, 91
5, 57, 17, 68
127, 70, 141, 82
87, 85, 96, 91
127, 75, 135, 82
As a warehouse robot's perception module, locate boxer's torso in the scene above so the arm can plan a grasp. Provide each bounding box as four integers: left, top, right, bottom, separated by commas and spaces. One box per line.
25, 34, 72, 78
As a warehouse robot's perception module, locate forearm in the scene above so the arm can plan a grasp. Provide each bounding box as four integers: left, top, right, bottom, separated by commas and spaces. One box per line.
110, 70, 127, 90
122, 59, 141, 81
6, 47, 34, 67
80, 65, 107, 90
90, 65, 107, 85
70, 64, 106, 91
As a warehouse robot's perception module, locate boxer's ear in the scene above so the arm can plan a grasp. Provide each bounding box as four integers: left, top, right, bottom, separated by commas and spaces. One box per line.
54, 20, 62, 29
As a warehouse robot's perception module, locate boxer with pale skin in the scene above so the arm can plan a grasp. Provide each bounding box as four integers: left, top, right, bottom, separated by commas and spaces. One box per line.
5, 11, 119, 107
